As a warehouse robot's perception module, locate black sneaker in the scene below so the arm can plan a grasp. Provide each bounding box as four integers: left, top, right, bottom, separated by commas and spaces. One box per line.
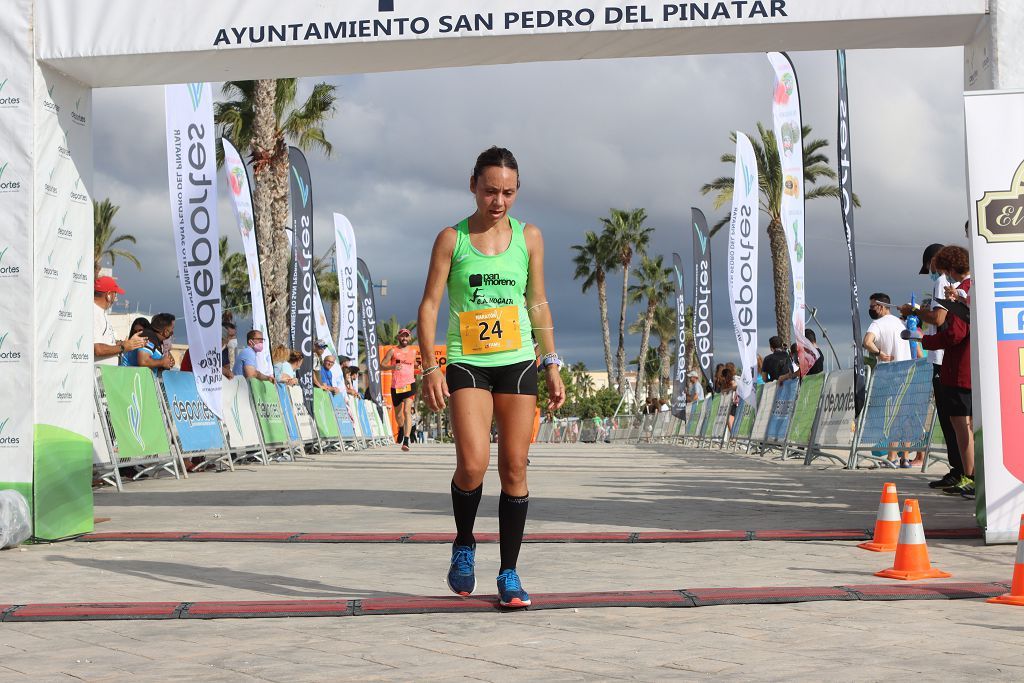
943, 476, 974, 495
929, 472, 959, 489
960, 484, 976, 500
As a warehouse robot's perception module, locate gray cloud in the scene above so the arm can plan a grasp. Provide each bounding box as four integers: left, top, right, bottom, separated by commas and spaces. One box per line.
93, 46, 968, 373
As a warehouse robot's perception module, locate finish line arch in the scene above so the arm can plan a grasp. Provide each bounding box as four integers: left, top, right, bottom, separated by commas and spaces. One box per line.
0, 0, 1018, 540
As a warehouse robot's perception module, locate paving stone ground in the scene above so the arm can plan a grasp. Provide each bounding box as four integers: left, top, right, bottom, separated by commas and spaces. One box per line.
2, 442, 1021, 681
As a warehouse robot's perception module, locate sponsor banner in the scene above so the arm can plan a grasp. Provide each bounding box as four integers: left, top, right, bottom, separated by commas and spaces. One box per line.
222, 137, 272, 371
357, 258, 385, 408
99, 366, 172, 459
346, 394, 366, 439
161, 371, 224, 453
700, 394, 721, 438
356, 398, 374, 438
249, 378, 287, 445
221, 376, 262, 448
0, 0, 35, 511
331, 393, 357, 439
334, 213, 359, 361
811, 368, 860, 449
684, 398, 705, 436
768, 51, 816, 374
965, 90, 1024, 543
749, 380, 778, 442
277, 382, 300, 442
671, 252, 687, 419
734, 383, 762, 439
727, 132, 759, 401
38, 1, 987, 79
836, 50, 866, 415
32, 63, 95, 540
764, 377, 799, 444
857, 359, 933, 452
288, 385, 315, 440
312, 387, 340, 438
165, 82, 223, 417
288, 146, 315, 409
786, 372, 824, 447
711, 391, 733, 440
691, 208, 713, 386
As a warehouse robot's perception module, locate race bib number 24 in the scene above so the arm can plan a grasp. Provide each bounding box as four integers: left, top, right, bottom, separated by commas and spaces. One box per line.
459, 306, 522, 355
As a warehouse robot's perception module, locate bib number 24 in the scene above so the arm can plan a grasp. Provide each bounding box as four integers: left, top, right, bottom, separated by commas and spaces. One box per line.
459, 306, 522, 355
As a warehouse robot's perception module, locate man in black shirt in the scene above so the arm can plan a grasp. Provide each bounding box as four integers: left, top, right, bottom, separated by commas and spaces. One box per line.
761, 336, 794, 382
804, 329, 825, 375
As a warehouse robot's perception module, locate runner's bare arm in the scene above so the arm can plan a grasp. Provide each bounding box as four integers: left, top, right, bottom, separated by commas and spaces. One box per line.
524, 223, 565, 411
417, 228, 456, 411
381, 348, 396, 371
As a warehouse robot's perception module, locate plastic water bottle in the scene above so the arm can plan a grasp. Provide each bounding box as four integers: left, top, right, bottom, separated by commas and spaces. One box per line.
906, 294, 922, 359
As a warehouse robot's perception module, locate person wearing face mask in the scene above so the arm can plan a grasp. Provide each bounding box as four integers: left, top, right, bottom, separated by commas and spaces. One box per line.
93, 276, 146, 365
233, 329, 276, 382
863, 293, 911, 363
898, 243, 964, 486
125, 312, 176, 374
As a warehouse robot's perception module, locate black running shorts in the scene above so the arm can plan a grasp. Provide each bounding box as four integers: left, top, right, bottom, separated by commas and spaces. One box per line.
391, 383, 417, 405
446, 359, 538, 396
937, 383, 972, 417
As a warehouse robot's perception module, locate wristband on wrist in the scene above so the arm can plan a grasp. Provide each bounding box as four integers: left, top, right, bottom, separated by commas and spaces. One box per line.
540, 353, 563, 370
422, 365, 440, 377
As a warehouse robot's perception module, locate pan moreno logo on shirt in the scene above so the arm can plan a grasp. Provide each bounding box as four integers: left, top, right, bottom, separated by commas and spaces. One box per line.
978, 159, 1024, 243
468, 272, 516, 306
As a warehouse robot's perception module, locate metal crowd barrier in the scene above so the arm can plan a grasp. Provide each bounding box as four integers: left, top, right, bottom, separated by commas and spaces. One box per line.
93, 366, 394, 492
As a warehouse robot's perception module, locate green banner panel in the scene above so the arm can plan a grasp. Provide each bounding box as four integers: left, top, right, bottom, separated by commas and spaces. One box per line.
313, 389, 340, 438
249, 379, 288, 445
33, 424, 93, 540
702, 395, 722, 437
99, 366, 170, 459
787, 373, 825, 447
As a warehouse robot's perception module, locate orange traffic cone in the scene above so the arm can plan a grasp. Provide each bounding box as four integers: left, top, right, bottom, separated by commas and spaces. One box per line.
859, 482, 901, 552
988, 514, 1024, 606
875, 499, 951, 580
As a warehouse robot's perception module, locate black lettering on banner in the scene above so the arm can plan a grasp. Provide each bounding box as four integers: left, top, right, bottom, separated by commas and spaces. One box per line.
186, 121, 217, 329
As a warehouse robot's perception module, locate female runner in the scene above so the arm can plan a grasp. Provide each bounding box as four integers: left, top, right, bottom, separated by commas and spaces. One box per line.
417, 146, 565, 608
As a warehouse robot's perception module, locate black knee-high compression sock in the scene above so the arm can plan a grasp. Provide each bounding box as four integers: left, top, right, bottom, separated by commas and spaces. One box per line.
498, 491, 529, 572
451, 480, 483, 547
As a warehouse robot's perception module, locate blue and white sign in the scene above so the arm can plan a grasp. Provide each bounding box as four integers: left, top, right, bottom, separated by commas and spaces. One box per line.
857, 359, 933, 450
161, 371, 224, 452
764, 377, 799, 443
277, 383, 300, 442
331, 393, 357, 439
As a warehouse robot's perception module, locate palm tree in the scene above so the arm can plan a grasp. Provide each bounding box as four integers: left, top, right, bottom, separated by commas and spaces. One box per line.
312, 246, 340, 344
93, 198, 141, 277
627, 255, 673, 401
700, 122, 859, 344
219, 236, 251, 316
601, 208, 653, 391
216, 79, 338, 348
378, 316, 418, 346
571, 230, 617, 386
569, 361, 593, 399
650, 302, 676, 401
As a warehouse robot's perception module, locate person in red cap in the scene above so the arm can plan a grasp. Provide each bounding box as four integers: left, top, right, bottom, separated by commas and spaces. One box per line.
93, 276, 145, 365
381, 328, 419, 451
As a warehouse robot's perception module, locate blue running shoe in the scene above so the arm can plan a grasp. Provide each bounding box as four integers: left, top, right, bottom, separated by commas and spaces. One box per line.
496, 568, 531, 608
446, 544, 476, 596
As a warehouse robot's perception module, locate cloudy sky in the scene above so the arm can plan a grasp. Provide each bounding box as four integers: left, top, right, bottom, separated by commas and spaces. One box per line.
94, 46, 969, 374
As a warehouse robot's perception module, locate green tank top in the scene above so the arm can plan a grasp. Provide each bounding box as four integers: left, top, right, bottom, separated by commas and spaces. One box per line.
446, 216, 534, 367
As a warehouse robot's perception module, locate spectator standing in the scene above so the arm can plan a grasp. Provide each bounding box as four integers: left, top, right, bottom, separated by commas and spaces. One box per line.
92, 276, 144, 365
863, 293, 911, 363
123, 313, 176, 375
919, 246, 974, 498
234, 329, 275, 382
762, 336, 794, 382
804, 329, 825, 375
346, 365, 361, 398
686, 371, 705, 403
319, 355, 341, 394
272, 346, 301, 387
899, 243, 965, 488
